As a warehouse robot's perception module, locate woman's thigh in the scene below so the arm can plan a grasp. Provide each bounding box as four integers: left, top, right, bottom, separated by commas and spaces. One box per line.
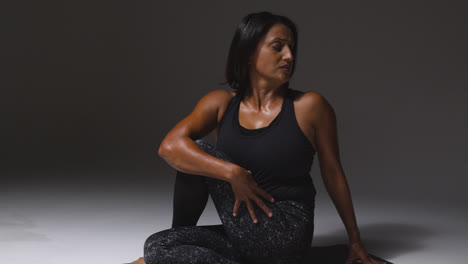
206, 178, 314, 263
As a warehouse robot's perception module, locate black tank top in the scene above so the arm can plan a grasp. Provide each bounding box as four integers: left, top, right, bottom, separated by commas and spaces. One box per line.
216, 88, 317, 208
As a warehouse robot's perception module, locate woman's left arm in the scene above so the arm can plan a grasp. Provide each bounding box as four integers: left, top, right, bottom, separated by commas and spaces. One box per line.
306, 92, 386, 264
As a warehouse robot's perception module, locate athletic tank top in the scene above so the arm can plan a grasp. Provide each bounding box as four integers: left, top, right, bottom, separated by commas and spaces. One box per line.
216, 88, 317, 208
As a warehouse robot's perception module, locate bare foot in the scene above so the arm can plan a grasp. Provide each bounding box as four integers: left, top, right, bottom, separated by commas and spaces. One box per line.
130, 257, 146, 264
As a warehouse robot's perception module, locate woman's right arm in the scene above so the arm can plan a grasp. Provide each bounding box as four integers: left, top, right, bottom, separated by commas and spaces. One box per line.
157, 89, 274, 223
157, 89, 237, 182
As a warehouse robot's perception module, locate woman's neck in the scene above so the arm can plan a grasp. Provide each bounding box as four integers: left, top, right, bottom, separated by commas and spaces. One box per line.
242, 84, 287, 112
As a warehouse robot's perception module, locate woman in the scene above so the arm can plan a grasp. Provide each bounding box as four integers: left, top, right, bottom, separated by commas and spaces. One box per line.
132, 11, 387, 264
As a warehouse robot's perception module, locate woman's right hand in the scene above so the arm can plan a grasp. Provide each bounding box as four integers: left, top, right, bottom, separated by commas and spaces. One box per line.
228, 167, 275, 223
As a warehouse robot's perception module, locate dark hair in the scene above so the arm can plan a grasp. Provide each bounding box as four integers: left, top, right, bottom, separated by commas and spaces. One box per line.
221, 11, 298, 93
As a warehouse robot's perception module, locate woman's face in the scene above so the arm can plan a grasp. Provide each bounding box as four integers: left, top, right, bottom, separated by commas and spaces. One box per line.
248, 23, 295, 86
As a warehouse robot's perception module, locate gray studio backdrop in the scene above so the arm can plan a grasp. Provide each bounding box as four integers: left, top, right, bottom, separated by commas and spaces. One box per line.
4, 1, 467, 205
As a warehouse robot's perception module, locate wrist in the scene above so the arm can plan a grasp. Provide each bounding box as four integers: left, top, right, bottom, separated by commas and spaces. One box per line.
226, 164, 242, 183
348, 229, 361, 243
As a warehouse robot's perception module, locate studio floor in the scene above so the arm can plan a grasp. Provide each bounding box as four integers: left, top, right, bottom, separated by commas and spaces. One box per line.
2, 174, 467, 264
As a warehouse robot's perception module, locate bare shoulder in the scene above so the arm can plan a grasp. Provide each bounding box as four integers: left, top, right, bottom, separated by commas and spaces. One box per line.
290, 89, 335, 126
195, 89, 234, 111
199, 89, 237, 123
201, 89, 235, 103
289, 89, 328, 109
163, 89, 236, 141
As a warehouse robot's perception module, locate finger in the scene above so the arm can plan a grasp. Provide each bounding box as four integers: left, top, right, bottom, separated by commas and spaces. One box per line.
251, 195, 273, 217
347, 255, 361, 264
233, 199, 240, 216
364, 254, 372, 264
367, 256, 377, 264
355, 246, 369, 263
358, 255, 368, 264
245, 200, 258, 223
345, 257, 358, 264
254, 186, 275, 203
361, 255, 372, 264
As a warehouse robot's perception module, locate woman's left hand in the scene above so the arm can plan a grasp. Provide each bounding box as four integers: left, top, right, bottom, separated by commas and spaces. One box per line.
345, 239, 387, 264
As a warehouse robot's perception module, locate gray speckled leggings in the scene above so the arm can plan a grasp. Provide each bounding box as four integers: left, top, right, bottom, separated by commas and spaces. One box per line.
144, 139, 315, 264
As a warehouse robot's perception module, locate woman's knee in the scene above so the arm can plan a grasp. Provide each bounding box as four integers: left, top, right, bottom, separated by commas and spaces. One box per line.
143, 232, 159, 253
144, 229, 172, 255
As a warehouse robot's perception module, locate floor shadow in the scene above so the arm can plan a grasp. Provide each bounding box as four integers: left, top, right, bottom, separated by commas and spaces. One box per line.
302, 222, 437, 263
303, 244, 394, 264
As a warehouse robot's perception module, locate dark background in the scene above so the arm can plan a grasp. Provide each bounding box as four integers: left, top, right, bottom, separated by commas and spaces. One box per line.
3, 0, 467, 203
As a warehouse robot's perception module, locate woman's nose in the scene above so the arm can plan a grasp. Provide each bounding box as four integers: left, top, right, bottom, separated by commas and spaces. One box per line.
283, 46, 293, 61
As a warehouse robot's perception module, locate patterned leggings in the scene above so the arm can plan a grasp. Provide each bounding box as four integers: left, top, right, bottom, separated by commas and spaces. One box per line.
144, 139, 315, 264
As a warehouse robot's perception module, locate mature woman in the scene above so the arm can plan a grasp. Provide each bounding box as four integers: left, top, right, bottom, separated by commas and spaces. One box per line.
132, 11, 387, 264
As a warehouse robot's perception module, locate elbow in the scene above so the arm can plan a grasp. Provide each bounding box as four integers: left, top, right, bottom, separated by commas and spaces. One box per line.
157, 140, 173, 158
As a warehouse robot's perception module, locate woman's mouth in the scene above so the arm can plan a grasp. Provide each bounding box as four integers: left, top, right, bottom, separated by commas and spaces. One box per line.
279, 64, 290, 72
